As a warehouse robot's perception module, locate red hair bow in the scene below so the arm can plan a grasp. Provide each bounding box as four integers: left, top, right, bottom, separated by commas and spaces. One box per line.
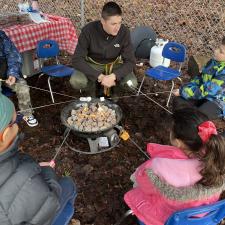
198, 121, 217, 143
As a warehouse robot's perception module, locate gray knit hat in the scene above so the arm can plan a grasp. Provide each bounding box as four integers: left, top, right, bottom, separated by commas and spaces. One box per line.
0, 93, 14, 132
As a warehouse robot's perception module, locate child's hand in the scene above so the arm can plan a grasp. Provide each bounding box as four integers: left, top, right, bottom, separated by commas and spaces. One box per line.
173, 89, 180, 96
39, 161, 55, 168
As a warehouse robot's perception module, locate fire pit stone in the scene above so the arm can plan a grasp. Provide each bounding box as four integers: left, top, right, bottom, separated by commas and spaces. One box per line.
66, 102, 118, 132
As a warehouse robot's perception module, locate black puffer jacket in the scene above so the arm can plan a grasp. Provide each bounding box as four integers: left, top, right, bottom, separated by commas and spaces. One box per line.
0, 135, 61, 225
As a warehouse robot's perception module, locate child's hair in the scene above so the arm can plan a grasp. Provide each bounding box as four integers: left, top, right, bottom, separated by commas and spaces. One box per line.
172, 108, 225, 187
222, 36, 225, 45
101, 2, 122, 20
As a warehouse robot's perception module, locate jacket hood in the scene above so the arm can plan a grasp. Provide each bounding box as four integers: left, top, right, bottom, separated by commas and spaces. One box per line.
0, 135, 20, 162
0, 135, 20, 185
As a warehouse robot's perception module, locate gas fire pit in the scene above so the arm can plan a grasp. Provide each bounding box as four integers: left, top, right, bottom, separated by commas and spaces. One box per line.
61, 98, 123, 154
66, 102, 117, 133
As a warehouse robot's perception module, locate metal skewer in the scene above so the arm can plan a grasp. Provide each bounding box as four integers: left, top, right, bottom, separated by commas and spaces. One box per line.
129, 137, 150, 159
50, 128, 71, 164
126, 80, 173, 115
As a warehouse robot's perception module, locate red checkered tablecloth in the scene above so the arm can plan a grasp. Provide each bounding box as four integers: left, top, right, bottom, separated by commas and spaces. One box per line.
3, 14, 78, 55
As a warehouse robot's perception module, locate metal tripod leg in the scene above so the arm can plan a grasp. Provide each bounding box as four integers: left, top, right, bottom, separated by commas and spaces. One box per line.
137, 75, 145, 96
166, 80, 174, 107
87, 138, 99, 153
48, 76, 55, 103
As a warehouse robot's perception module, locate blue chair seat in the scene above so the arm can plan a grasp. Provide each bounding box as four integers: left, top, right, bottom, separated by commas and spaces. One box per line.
36, 39, 76, 103
52, 201, 74, 225
165, 199, 225, 225
136, 199, 225, 225
146, 66, 180, 81
42, 64, 74, 78
137, 41, 186, 108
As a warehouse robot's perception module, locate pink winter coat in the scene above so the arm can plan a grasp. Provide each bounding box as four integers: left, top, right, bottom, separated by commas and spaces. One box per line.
124, 143, 225, 225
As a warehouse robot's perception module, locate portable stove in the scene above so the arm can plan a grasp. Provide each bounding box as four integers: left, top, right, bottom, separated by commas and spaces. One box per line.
61, 98, 123, 154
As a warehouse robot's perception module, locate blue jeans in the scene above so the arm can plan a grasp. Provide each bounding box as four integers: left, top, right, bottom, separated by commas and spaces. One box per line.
52, 177, 77, 225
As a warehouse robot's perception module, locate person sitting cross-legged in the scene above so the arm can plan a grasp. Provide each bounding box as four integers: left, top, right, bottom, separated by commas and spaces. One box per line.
70, 1, 138, 97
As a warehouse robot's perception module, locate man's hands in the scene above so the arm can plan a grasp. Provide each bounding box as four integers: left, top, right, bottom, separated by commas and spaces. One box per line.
6, 76, 16, 86
98, 73, 116, 88
98, 74, 105, 83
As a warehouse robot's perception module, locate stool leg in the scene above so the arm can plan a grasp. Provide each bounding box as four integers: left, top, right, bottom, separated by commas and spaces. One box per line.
48, 76, 55, 103
166, 80, 174, 107
114, 210, 133, 225
137, 75, 145, 96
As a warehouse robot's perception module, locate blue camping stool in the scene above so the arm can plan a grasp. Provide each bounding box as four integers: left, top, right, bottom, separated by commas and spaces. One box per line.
137, 41, 186, 107
52, 201, 74, 225
36, 40, 74, 103
52, 177, 76, 225
164, 199, 225, 225
115, 199, 225, 225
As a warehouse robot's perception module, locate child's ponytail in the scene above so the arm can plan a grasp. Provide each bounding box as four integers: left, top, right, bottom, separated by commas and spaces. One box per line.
200, 134, 225, 187
172, 108, 225, 188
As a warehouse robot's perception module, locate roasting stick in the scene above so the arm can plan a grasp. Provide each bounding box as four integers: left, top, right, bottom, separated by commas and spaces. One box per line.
17, 80, 172, 101
1, 77, 171, 100
15, 82, 78, 99
17, 99, 75, 113
0, 79, 78, 114
1, 77, 159, 160
17, 90, 173, 113
126, 80, 173, 115
2, 78, 174, 113
1, 78, 71, 167
116, 125, 150, 159
129, 137, 150, 159
49, 128, 72, 166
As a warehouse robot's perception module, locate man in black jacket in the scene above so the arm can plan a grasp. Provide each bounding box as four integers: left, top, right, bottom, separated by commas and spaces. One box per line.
0, 92, 76, 225
70, 1, 137, 96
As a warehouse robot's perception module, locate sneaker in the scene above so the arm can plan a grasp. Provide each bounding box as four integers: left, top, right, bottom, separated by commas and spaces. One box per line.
23, 115, 38, 127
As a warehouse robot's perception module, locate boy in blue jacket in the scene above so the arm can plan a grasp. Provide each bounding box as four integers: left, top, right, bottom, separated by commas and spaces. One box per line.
0, 30, 38, 127
173, 36, 225, 119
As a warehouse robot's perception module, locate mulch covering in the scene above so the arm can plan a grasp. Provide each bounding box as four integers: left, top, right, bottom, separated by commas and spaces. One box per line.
13, 60, 225, 225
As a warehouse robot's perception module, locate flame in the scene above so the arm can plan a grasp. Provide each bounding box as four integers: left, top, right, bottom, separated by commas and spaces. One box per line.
98, 106, 103, 112
83, 106, 88, 112
75, 104, 109, 121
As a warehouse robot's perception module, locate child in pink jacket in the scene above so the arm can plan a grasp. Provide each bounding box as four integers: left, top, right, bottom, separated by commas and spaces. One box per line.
124, 108, 225, 225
